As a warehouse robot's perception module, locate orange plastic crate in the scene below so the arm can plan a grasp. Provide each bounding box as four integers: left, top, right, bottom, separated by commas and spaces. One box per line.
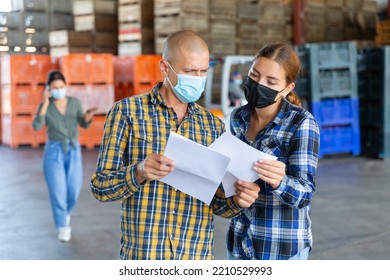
1, 55, 35, 85
1, 84, 42, 115
113, 55, 162, 96
0, 55, 59, 85
35, 56, 59, 84
91, 115, 106, 147
60, 53, 113, 85
1, 114, 36, 148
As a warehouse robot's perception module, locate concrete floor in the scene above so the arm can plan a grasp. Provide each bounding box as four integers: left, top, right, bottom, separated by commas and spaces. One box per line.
0, 145, 390, 260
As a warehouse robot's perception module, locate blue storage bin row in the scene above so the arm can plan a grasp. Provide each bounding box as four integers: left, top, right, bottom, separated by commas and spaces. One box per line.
310, 42, 357, 70
311, 97, 359, 126
319, 124, 361, 158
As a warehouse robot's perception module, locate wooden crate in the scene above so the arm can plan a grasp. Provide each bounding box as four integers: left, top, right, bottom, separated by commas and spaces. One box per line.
210, 20, 236, 39
49, 30, 93, 47
260, 2, 288, 24
155, 14, 208, 37
210, 0, 236, 20
119, 22, 153, 42
237, 2, 260, 21
94, 32, 118, 48
326, 8, 344, 26
326, 0, 344, 8
118, 1, 153, 23
237, 21, 259, 40
50, 46, 92, 58
72, 0, 117, 16
118, 41, 154, 55
154, 0, 208, 16
74, 14, 117, 32
237, 39, 260, 56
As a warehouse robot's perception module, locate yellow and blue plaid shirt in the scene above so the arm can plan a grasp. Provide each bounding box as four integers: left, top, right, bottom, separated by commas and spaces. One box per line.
90, 83, 241, 260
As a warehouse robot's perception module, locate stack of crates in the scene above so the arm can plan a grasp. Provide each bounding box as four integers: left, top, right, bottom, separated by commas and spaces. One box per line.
113, 54, 163, 101
308, 42, 360, 158
0, 0, 74, 55
154, 0, 209, 54
0, 55, 58, 147
59, 53, 114, 148
357, 46, 390, 159
118, 0, 154, 55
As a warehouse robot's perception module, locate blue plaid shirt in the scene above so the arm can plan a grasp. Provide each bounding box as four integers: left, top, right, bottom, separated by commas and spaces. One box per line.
227, 98, 320, 260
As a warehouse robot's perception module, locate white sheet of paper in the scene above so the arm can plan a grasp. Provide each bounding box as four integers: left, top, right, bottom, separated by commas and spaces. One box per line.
161, 132, 231, 205
209, 132, 277, 197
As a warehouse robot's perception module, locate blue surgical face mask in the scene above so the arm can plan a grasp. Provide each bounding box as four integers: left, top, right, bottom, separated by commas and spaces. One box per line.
166, 63, 207, 103
233, 79, 242, 86
51, 88, 67, 99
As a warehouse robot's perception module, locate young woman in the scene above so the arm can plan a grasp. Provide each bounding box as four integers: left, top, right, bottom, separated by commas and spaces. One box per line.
32, 70, 97, 242
227, 43, 320, 260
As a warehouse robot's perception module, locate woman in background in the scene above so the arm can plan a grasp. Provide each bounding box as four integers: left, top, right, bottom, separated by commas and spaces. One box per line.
33, 70, 97, 242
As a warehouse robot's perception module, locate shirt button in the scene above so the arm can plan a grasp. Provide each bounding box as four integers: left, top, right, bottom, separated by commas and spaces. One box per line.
148, 137, 153, 142
172, 210, 175, 214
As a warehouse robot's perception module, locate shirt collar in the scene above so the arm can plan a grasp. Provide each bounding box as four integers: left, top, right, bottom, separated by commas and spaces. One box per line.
150, 82, 201, 115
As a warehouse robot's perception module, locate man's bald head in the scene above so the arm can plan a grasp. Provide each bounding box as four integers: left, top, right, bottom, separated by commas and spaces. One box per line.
162, 30, 209, 63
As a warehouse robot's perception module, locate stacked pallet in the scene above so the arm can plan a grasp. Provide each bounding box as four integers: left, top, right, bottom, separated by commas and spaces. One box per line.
301, 0, 387, 43
357, 46, 390, 159
236, 0, 260, 55
0, 0, 74, 54
308, 42, 360, 158
209, 0, 236, 56
375, 19, 390, 45
118, 0, 154, 55
59, 53, 115, 148
304, 0, 327, 42
0, 55, 58, 147
325, 0, 345, 41
70, 0, 118, 55
154, 0, 209, 54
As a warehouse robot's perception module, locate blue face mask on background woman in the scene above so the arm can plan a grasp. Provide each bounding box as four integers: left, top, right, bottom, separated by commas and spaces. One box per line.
51, 88, 67, 99
166, 63, 207, 103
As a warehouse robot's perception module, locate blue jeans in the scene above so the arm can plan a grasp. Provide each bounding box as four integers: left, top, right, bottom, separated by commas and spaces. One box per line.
43, 141, 82, 228
227, 247, 310, 260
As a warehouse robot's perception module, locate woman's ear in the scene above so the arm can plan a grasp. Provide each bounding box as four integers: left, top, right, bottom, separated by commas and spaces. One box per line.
285, 82, 295, 97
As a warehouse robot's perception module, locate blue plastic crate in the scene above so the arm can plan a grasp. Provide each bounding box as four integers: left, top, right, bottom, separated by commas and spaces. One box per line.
319, 124, 361, 158
311, 97, 359, 126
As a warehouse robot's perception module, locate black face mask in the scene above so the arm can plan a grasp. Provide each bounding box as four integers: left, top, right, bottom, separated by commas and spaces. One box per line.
244, 76, 280, 108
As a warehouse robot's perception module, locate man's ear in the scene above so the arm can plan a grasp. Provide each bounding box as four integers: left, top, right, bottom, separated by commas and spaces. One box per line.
159, 59, 169, 77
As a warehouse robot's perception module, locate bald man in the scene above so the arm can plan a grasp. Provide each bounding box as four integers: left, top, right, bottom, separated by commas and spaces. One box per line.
90, 30, 260, 260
